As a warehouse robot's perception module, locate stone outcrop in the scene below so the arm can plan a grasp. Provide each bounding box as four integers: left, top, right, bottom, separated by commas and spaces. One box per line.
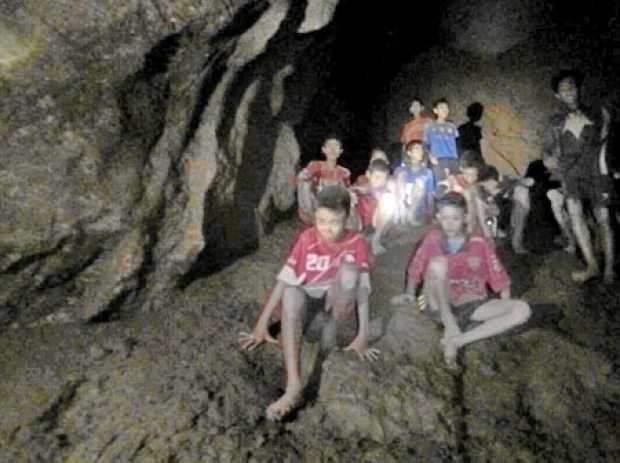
0, 0, 340, 324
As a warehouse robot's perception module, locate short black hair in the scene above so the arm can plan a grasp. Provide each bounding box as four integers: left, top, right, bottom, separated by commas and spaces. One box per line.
478, 164, 500, 182
367, 159, 390, 175
316, 185, 351, 217
551, 69, 584, 93
411, 96, 424, 106
436, 191, 467, 213
433, 98, 449, 109
459, 151, 484, 170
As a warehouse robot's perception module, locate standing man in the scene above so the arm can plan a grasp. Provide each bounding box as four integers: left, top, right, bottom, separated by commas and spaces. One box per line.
543, 70, 614, 283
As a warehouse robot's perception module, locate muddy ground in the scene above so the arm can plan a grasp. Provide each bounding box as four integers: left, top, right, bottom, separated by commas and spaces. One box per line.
1, 212, 619, 462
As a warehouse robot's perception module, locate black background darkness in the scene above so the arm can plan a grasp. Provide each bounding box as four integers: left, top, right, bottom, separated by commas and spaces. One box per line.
296, 0, 620, 178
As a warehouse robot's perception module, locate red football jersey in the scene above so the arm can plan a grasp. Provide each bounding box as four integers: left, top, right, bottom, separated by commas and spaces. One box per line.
407, 229, 510, 306
278, 227, 370, 291
303, 161, 351, 190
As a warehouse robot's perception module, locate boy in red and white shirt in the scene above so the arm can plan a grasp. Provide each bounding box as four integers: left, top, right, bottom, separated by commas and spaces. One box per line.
297, 136, 352, 224
392, 192, 530, 369
240, 185, 379, 421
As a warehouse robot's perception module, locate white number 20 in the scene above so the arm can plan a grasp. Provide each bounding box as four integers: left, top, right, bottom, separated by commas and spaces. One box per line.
306, 254, 330, 272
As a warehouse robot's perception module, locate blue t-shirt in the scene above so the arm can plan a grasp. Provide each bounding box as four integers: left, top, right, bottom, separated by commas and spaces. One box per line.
424, 121, 459, 159
394, 164, 435, 219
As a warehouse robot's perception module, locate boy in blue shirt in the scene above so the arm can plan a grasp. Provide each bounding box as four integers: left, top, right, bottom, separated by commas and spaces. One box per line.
424, 98, 460, 196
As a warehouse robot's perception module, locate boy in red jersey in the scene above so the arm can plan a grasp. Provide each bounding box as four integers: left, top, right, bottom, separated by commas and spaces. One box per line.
297, 136, 352, 224
240, 185, 379, 421
392, 192, 530, 369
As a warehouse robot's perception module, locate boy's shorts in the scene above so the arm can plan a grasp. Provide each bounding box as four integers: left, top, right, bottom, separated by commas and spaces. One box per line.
424, 298, 489, 332
564, 173, 615, 208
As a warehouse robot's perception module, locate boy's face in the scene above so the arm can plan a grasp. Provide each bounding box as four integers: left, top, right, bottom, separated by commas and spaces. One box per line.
368, 170, 389, 190
407, 144, 424, 163
409, 100, 423, 116
461, 167, 479, 185
433, 103, 450, 120
315, 207, 346, 243
436, 205, 466, 238
555, 78, 579, 109
322, 138, 343, 161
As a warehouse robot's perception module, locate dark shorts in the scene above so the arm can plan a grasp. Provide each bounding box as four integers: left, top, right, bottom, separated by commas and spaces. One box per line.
302, 295, 356, 343
564, 173, 615, 208
424, 299, 488, 332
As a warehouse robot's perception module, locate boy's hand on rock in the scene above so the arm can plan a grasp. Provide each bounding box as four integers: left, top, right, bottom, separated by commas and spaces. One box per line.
344, 336, 380, 362
239, 325, 277, 351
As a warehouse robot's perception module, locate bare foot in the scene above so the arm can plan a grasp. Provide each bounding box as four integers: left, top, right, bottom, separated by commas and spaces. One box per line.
441, 336, 459, 371
571, 266, 600, 283
266, 387, 302, 421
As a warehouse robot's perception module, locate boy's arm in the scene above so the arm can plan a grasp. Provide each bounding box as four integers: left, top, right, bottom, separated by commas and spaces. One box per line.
344, 280, 380, 361
239, 280, 285, 350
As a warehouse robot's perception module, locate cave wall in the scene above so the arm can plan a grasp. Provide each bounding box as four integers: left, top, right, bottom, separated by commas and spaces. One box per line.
0, 0, 340, 324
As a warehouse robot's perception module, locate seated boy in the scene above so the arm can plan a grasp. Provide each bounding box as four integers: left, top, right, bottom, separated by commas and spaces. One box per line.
476, 165, 534, 254
351, 159, 396, 256
354, 148, 390, 186
239, 185, 380, 421
297, 136, 352, 224
393, 140, 435, 227
392, 192, 531, 368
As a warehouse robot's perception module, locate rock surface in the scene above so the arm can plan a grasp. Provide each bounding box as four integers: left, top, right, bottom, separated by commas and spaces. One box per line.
0, 0, 340, 324
1, 219, 619, 462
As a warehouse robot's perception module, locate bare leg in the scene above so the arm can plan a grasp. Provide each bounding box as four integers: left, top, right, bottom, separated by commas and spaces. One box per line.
406, 179, 426, 227
325, 261, 358, 321
370, 194, 396, 255
266, 286, 306, 421
511, 185, 530, 254
443, 299, 531, 352
422, 257, 462, 368
567, 198, 599, 282
594, 207, 615, 284
547, 189, 575, 252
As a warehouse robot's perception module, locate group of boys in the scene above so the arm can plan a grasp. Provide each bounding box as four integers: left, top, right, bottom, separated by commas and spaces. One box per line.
239, 69, 614, 422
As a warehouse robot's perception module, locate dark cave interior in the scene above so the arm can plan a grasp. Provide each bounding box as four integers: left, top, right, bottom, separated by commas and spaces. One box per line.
297, 0, 620, 178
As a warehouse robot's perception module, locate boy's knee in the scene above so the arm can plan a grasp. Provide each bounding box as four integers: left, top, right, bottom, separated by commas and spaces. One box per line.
337, 262, 359, 291
513, 185, 530, 209
512, 300, 531, 325
547, 189, 564, 207
426, 256, 448, 280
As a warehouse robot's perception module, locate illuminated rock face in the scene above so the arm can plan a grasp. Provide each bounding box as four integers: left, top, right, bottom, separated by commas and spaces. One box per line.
0, 1, 339, 323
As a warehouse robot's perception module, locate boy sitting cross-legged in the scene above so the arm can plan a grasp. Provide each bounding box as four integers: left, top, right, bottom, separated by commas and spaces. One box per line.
391, 192, 530, 369
239, 185, 380, 421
